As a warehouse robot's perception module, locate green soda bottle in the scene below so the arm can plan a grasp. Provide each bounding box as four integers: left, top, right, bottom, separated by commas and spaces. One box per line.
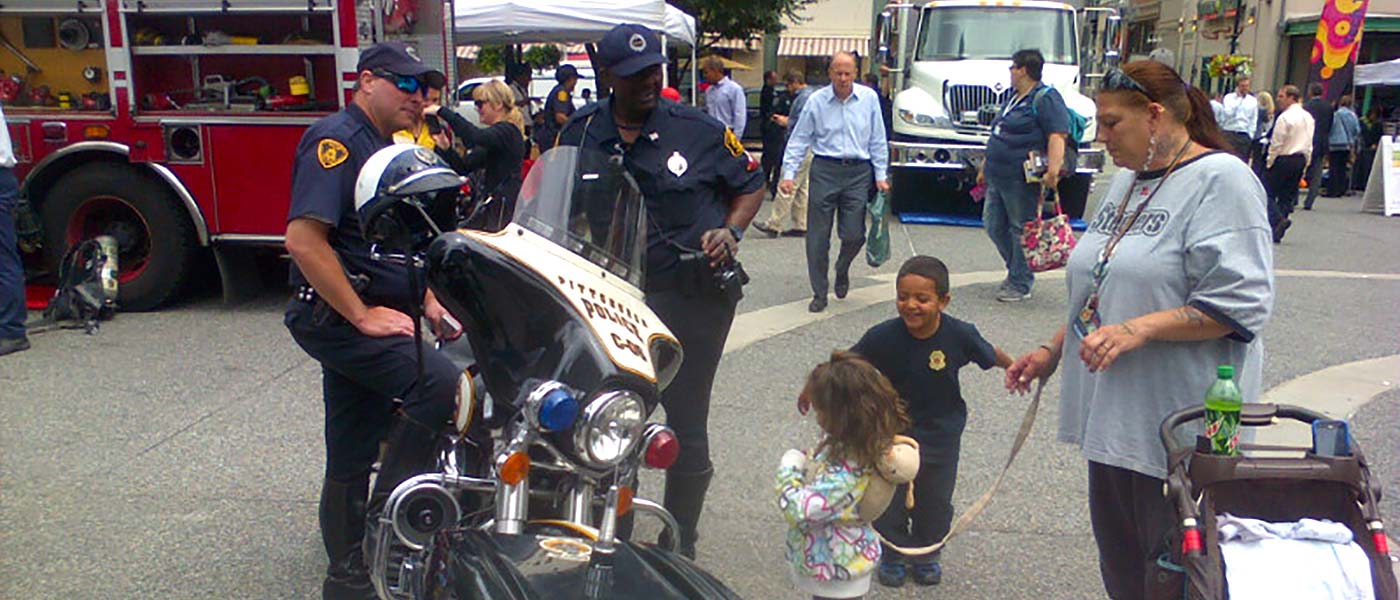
1204, 365, 1243, 456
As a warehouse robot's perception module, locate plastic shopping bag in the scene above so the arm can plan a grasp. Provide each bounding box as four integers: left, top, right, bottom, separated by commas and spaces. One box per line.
866, 189, 891, 268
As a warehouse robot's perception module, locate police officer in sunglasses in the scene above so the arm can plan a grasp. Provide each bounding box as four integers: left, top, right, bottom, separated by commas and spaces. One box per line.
282, 41, 459, 600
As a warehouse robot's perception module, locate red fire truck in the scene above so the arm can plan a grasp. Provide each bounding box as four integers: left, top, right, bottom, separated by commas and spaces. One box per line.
3, 0, 454, 310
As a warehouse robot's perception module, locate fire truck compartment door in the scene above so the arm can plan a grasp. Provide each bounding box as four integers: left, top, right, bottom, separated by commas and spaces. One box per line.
207, 123, 306, 235
118, 0, 333, 11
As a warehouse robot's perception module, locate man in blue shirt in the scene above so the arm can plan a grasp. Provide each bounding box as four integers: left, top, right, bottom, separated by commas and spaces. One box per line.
703, 56, 747, 136
282, 42, 458, 599
978, 49, 1069, 303
781, 51, 890, 312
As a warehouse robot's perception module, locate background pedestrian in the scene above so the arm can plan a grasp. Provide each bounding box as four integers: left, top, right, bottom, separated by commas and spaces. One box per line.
703, 56, 746, 135
755, 71, 813, 238
1301, 82, 1333, 210
1219, 77, 1258, 160
0, 103, 23, 357
1325, 93, 1361, 198
1266, 84, 1314, 242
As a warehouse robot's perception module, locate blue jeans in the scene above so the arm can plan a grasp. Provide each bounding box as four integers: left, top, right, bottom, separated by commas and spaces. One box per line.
982, 176, 1038, 294
0, 168, 24, 339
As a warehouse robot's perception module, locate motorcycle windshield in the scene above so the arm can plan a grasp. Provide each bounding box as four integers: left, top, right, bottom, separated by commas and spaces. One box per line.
515, 147, 647, 289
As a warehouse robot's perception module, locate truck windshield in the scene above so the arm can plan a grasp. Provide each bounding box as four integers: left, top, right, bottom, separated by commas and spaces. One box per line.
917, 7, 1076, 64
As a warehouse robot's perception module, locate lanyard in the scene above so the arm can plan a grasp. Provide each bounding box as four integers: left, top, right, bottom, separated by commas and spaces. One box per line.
1074, 140, 1192, 337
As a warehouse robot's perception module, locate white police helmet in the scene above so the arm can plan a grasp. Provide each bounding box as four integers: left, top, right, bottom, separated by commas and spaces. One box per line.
354, 143, 464, 252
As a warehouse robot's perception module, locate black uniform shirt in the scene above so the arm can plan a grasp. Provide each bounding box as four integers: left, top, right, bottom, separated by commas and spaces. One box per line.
556, 98, 763, 275
851, 315, 997, 447
287, 104, 414, 312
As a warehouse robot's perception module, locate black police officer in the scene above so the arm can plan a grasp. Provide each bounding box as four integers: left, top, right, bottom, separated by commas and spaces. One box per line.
556, 23, 765, 559
536, 64, 579, 152
282, 42, 458, 600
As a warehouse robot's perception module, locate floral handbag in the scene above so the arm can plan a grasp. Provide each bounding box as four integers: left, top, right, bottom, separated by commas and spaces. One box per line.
1020, 189, 1077, 272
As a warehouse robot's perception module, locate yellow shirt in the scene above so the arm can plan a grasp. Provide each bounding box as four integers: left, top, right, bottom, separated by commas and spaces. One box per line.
393, 123, 435, 149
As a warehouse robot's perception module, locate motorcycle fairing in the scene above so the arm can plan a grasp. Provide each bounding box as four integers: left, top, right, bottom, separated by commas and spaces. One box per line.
426, 228, 665, 412
469, 224, 677, 383
425, 529, 743, 599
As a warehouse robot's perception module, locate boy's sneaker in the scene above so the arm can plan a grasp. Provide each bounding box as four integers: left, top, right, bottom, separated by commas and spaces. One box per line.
877, 562, 908, 588
912, 561, 943, 586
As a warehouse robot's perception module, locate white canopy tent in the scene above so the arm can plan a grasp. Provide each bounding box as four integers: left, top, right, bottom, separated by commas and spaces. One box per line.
1355, 58, 1400, 86
452, 0, 699, 98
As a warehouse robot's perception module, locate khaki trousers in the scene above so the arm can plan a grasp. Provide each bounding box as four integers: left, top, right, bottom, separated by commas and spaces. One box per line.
764, 151, 811, 232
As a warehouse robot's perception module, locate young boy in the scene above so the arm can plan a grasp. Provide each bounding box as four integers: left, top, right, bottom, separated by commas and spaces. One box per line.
850, 255, 1013, 588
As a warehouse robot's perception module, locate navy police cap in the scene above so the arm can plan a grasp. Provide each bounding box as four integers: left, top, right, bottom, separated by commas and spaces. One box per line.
597, 24, 666, 78
357, 41, 446, 89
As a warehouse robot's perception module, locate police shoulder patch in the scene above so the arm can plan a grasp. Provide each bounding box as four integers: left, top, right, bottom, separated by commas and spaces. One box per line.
557, 90, 570, 102
722, 127, 744, 158
317, 138, 349, 169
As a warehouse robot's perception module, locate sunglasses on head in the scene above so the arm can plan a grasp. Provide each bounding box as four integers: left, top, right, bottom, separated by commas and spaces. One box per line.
1102, 68, 1152, 100
374, 70, 426, 97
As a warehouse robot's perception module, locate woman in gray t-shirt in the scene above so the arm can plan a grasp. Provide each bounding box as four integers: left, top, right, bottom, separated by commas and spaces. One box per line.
1005, 60, 1274, 599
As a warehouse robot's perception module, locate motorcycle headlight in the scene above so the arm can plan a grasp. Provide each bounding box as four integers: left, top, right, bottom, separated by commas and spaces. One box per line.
572, 390, 645, 467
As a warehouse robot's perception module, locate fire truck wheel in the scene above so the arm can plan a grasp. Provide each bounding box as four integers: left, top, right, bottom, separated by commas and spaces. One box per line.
43, 164, 197, 311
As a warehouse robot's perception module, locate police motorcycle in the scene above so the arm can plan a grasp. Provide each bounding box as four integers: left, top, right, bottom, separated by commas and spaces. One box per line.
353, 144, 739, 599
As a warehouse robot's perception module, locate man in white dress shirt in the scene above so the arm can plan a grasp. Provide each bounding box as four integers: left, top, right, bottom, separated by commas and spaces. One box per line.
1220, 78, 1259, 160
1265, 84, 1314, 244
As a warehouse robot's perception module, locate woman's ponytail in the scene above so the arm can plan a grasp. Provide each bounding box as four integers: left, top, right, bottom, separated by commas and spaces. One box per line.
1182, 84, 1228, 150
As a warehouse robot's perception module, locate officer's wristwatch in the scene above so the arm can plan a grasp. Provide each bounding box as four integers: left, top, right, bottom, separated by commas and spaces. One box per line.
727, 224, 745, 242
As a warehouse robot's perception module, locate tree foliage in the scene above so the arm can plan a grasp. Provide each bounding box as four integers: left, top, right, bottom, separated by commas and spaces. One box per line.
476, 44, 564, 74
671, 0, 817, 48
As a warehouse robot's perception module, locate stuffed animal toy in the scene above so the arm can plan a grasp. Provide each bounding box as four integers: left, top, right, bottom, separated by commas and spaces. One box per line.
856, 435, 921, 523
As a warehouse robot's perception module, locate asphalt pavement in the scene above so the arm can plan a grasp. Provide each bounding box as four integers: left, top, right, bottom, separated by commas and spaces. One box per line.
2, 180, 1399, 599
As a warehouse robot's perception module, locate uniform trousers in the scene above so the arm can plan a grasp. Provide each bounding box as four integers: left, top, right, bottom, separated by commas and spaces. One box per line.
645, 286, 736, 476
284, 300, 458, 483
806, 157, 870, 298
0, 168, 22, 340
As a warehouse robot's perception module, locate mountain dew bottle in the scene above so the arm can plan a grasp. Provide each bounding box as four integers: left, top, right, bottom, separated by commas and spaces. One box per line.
1204, 365, 1243, 456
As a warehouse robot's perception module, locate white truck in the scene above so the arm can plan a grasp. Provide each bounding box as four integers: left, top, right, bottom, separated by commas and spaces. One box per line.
874, 0, 1122, 218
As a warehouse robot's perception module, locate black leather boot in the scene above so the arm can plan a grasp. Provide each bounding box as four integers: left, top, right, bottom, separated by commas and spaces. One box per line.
657, 468, 714, 560
320, 476, 377, 600
363, 416, 442, 573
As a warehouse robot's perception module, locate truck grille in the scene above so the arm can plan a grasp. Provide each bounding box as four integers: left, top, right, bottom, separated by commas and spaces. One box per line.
945, 85, 1014, 128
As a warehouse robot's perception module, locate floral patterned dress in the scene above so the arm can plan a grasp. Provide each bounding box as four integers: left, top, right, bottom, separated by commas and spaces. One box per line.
776, 447, 882, 597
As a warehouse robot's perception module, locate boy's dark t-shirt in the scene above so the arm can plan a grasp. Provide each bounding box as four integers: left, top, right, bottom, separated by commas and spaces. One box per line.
852, 315, 998, 446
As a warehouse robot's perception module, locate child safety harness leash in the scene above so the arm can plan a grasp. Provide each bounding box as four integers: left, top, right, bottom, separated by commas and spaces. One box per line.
873, 380, 1045, 556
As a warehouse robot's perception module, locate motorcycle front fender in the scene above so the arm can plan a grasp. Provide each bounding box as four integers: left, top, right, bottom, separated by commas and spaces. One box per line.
425, 530, 742, 600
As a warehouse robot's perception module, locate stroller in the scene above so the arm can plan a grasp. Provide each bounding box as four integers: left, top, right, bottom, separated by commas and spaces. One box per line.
1156, 403, 1399, 599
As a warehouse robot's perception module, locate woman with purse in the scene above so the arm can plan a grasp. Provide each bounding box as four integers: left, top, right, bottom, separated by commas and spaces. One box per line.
1003, 60, 1275, 600
977, 49, 1072, 303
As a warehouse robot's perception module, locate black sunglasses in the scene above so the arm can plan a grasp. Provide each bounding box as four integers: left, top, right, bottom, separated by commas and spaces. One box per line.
1101, 68, 1152, 100
474, 99, 488, 108
374, 70, 426, 97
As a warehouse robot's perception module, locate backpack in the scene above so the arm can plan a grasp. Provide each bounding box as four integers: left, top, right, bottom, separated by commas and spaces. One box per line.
42, 236, 118, 333
1032, 85, 1089, 144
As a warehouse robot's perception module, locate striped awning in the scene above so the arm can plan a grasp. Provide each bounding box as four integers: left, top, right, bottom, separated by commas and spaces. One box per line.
777, 36, 868, 57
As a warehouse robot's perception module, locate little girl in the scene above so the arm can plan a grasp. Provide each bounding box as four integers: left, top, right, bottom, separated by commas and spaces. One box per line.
777, 351, 911, 600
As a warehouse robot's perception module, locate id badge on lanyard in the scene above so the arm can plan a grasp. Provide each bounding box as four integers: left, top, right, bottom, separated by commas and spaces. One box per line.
1073, 250, 1110, 338
1070, 140, 1193, 340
